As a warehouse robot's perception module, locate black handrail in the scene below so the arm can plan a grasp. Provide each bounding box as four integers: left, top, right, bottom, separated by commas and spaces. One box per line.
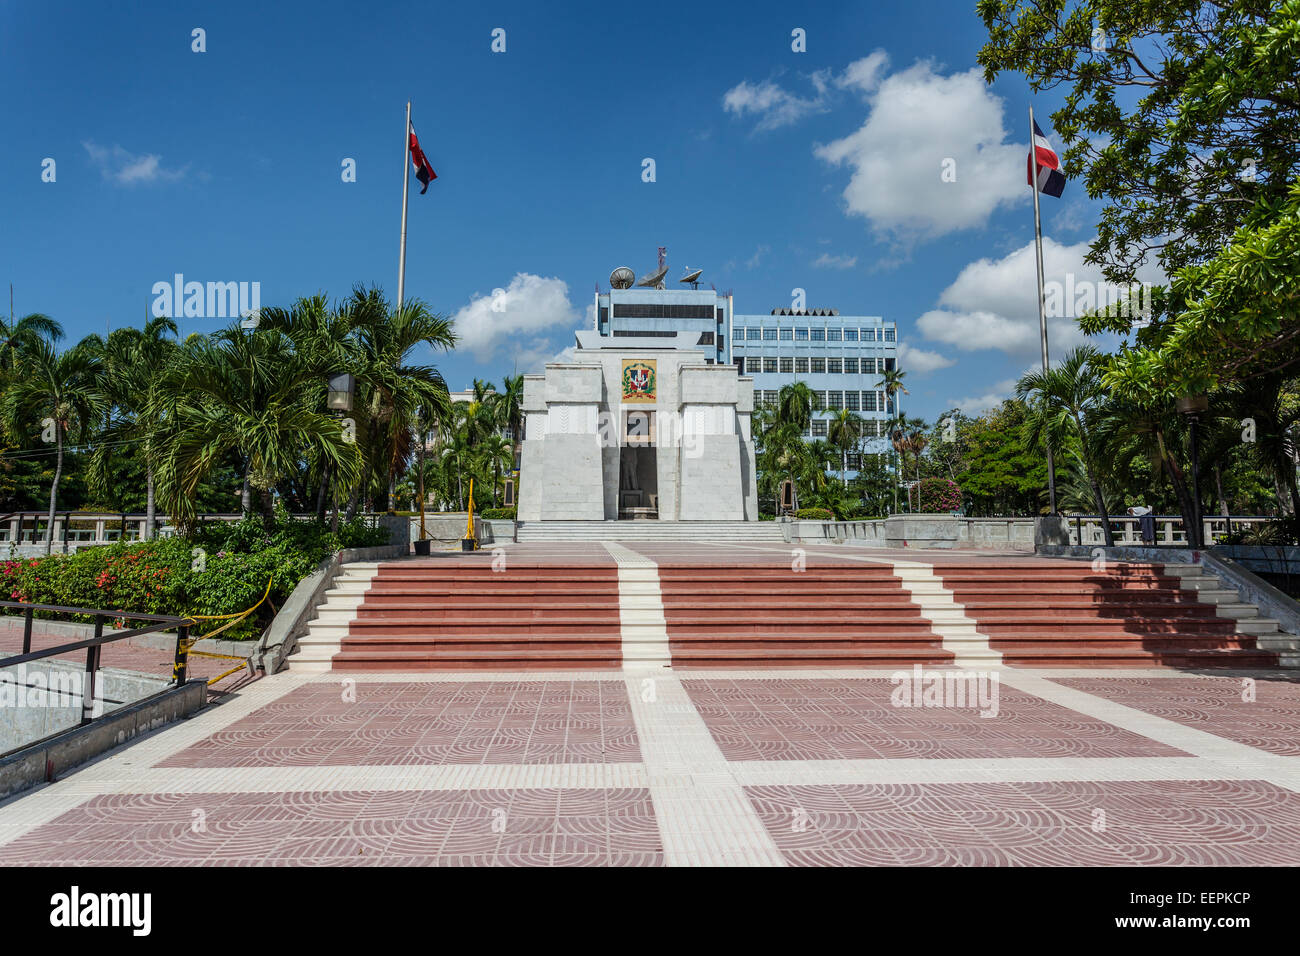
0, 599, 192, 727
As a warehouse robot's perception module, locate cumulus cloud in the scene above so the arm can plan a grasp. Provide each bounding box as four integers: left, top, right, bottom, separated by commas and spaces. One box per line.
450, 273, 582, 364
811, 252, 858, 270
897, 341, 954, 375
837, 51, 889, 94
722, 71, 832, 131
83, 142, 187, 184
916, 237, 1163, 357
814, 58, 1025, 241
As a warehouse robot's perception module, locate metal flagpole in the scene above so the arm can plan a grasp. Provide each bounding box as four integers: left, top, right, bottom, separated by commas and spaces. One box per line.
1029, 104, 1057, 514
397, 100, 412, 313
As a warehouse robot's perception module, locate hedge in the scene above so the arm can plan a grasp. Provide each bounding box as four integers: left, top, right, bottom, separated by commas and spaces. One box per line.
0, 515, 390, 640
793, 508, 835, 520
479, 507, 517, 520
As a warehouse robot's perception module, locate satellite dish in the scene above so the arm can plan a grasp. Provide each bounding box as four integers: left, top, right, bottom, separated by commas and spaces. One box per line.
678, 268, 703, 289
636, 264, 669, 289
610, 267, 635, 289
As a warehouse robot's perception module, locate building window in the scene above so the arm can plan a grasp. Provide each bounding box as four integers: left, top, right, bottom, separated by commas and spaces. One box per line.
864, 391, 878, 412
762, 327, 777, 340
844, 357, 858, 374
811, 419, 828, 437
779, 357, 793, 374
747, 357, 763, 374
764, 389, 779, 406
795, 328, 809, 341
884, 357, 895, 371
828, 358, 842, 374
862, 357, 876, 374
700, 331, 714, 345
884, 328, 896, 342
811, 357, 826, 373
845, 391, 860, 411
779, 327, 793, 341
846, 453, 861, 471
746, 327, 760, 340
717, 334, 724, 351
844, 328, 858, 342
735, 358, 745, 371
763, 357, 777, 373
863, 329, 876, 342
827, 391, 844, 410
599, 306, 608, 327
811, 328, 826, 342
827, 328, 842, 342
795, 357, 809, 373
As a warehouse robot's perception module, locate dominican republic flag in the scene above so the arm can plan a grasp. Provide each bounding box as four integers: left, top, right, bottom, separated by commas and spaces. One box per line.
1027, 119, 1065, 198
408, 125, 436, 194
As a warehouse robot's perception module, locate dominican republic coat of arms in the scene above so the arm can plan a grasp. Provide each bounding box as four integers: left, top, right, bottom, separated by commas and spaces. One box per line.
621, 359, 656, 403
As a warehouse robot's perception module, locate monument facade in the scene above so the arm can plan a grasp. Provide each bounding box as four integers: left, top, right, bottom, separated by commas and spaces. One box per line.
517, 330, 759, 521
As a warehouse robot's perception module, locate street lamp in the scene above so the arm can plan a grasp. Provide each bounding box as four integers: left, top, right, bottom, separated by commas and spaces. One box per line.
1176, 394, 1209, 549
327, 373, 355, 412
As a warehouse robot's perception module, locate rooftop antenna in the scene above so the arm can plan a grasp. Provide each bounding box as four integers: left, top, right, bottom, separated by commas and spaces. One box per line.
678, 267, 703, 290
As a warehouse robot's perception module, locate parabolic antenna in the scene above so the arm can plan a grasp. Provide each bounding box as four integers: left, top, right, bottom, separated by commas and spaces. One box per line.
636, 265, 669, 289
678, 268, 703, 289
610, 266, 635, 289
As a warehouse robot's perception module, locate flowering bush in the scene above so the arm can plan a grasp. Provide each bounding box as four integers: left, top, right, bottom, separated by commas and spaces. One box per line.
916, 477, 963, 513
1, 515, 391, 640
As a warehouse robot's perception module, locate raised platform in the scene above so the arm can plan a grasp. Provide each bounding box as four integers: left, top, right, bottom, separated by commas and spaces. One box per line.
515, 520, 786, 542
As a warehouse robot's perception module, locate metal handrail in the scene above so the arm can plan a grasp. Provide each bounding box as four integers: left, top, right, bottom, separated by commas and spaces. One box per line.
0, 599, 192, 729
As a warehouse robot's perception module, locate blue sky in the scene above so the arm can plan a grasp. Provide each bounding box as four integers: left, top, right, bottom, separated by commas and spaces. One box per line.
2, 0, 1144, 421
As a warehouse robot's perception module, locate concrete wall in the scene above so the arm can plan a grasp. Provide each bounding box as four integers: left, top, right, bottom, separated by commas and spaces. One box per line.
788, 515, 1036, 550
0, 679, 206, 801
1, 661, 172, 754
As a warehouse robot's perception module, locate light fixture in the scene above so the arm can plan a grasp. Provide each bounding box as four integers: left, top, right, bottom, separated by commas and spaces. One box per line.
327, 373, 355, 412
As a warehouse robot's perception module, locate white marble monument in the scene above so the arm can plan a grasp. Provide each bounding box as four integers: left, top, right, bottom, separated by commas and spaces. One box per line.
517, 331, 759, 521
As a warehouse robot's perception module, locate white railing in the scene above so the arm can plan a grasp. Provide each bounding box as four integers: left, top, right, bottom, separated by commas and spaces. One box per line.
0, 511, 390, 557
1064, 514, 1272, 547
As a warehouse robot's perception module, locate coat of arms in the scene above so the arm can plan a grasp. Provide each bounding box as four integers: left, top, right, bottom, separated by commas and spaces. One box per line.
621, 359, 656, 403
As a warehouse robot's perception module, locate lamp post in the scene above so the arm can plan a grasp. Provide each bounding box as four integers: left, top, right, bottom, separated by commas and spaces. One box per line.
1176, 394, 1209, 549
326, 373, 355, 534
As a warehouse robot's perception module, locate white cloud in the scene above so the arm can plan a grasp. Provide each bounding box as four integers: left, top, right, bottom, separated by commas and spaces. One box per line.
811, 252, 857, 269
83, 142, 186, 184
916, 237, 1163, 357
451, 273, 581, 363
722, 73, 831, 131
837, 51, 889, 94
814, 60, 1025, 241
745, 244, 771, 269
947, 378, 1018, 415
897, 342, 954, 374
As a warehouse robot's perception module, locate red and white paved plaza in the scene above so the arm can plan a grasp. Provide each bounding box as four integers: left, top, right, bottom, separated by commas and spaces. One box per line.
2, 543, 1298, 866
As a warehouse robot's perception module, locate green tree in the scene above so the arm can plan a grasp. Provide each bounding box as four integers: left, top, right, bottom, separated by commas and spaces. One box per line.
1018, 347, 1115, 543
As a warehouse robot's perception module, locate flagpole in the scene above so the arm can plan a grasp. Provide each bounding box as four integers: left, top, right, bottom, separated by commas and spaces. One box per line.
1030, 104, 1057, 514
397, 100, 411, 313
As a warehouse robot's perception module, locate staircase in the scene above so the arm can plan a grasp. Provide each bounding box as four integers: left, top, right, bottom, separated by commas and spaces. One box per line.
296, 559, 623, 671
931, 560, 1296, 668
515, 520, 786, 542
656, 563, 952, 667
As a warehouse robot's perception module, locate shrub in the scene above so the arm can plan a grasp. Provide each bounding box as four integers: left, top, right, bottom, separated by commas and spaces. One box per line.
794, 507, 835, 520
479, 507, 517, 520
916, 478, 962, 513
2, 513, 392, 640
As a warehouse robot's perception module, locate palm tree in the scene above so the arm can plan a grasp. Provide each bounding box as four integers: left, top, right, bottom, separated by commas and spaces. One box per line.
1, 338, 104, 554
342, 287, 454, 513
0, 312, 64, 373
150, 324, 364, 531
878, 368, 908, 416
827, 408, 865, 488
1017, 346, 1115, 546
84, 317, 179, 540
776, 382, 821, 432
